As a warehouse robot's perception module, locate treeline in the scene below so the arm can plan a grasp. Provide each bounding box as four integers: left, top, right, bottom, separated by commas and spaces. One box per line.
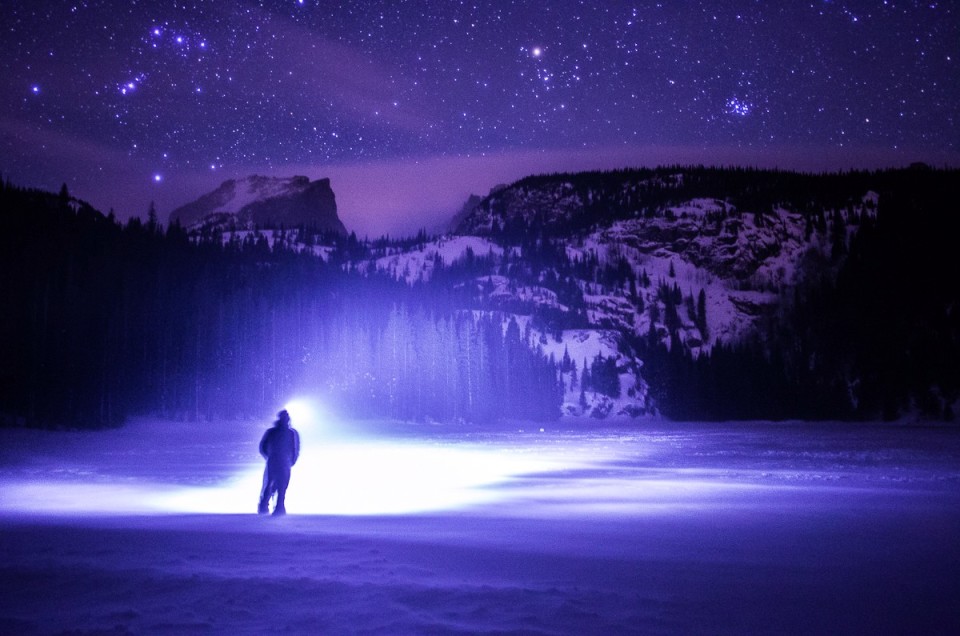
5, 163, 957, 427
324, 307, 561, 422
0, 181, 561, 428
639, 168, 960, 421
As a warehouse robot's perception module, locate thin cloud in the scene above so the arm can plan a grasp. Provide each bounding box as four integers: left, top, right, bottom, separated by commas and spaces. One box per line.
234, 7, 436, 136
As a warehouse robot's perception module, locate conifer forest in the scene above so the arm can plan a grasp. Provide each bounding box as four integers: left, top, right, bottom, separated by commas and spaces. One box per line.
1, 166, 958, 429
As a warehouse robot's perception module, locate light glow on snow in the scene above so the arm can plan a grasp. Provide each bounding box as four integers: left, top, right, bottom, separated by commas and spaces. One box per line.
5, 422, 929, 519
0, 428, 786, 518
166, 439, 568, 515
0, 437, 572, 516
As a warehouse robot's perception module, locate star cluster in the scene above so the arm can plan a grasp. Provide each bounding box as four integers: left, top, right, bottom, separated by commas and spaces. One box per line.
1, 1, 957, 224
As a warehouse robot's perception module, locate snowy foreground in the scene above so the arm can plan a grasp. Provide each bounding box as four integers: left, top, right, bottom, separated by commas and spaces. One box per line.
1, 416, 959, 635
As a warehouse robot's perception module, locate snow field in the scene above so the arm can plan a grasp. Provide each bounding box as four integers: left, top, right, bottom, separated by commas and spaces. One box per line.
1, 420, 958, 634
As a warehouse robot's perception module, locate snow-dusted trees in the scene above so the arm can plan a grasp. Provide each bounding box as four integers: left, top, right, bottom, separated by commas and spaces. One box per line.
585, 354, 620, 399
267, 303, 562, 423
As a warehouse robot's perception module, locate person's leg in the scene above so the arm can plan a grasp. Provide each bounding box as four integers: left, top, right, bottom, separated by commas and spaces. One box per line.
272, 466, 292, 515
258, 467, 273, 514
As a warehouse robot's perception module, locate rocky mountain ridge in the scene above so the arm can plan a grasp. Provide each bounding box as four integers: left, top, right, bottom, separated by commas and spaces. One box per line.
169, 175, 346, 235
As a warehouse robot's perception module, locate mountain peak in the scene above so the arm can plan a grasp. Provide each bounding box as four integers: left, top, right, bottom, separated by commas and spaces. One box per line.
170, 175, 347, 234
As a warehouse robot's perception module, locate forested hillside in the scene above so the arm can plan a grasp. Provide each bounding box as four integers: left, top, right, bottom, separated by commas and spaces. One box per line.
2, 164, 958, 429
454, 165, 960, 421
0, 182, 560, 428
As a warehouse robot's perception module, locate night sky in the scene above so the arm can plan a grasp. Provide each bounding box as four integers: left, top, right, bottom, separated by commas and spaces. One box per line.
2, 1, 957, 236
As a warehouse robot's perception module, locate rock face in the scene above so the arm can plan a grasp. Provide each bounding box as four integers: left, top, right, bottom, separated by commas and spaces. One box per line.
442, 168, 881, 364
170, 175, 347, 234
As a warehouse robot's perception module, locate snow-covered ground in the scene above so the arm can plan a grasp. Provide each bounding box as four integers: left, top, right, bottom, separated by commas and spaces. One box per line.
1, 416, 959, 634
368, 235, 504, 284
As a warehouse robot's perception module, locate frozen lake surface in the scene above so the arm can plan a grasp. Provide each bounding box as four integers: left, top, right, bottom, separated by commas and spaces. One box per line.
1, 417, 959, 634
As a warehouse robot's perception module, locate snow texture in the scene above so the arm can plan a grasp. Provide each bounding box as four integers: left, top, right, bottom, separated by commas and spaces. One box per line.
215, 228, 336, 260
215, 176, 298, 215
368, 235, 504, 284
1, 417, 959, 634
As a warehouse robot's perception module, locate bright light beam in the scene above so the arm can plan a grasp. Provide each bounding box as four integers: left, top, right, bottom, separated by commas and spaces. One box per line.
0, 416, 819, 519
161, 439, 564, 515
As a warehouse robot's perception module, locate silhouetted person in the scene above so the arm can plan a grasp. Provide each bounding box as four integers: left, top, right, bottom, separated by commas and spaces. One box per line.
258, 409, 300, 516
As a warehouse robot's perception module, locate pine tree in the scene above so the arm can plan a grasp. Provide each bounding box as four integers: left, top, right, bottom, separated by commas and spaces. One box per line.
649, 300, 660, 325
830, 208, 847, 260
147, 201, 160, 234
696, 288, 709, 340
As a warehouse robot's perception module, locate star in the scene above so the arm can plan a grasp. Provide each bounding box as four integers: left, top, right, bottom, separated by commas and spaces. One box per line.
0, 0, 954, 228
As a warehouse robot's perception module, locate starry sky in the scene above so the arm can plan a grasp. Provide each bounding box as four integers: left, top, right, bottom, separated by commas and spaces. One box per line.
2, 1, 957, 236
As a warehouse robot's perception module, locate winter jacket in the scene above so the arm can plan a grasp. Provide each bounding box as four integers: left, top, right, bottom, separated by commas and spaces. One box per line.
259, 424, 300, 467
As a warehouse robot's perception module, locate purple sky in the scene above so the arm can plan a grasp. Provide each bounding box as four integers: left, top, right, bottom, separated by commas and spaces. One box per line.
3, 1, 957, 236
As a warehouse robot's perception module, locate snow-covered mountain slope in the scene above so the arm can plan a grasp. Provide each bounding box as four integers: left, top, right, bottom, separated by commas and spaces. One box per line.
362, 235, 504, 284
536, 326, 647, 418
565, 200, 821, 349
453, 171, 877, 350
363, 169, 883, 418
170, 175, 346, 235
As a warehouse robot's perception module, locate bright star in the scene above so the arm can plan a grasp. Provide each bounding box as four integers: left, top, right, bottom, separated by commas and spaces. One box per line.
153, 174, 162, 183
532, 47, 542, 57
